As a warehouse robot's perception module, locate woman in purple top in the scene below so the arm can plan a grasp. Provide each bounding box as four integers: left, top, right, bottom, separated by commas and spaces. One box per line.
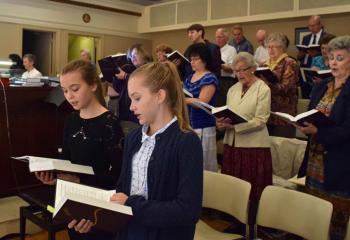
184, 43, 219, 171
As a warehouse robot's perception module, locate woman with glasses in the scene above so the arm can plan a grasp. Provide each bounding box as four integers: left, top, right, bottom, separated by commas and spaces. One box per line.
262, 32, 299, 138
184, 43, 219, 172
217, 52, 272, 222
298, 36, 350, 240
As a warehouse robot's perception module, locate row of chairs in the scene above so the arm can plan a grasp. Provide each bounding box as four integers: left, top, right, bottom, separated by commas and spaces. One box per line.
195, 171, 350, 240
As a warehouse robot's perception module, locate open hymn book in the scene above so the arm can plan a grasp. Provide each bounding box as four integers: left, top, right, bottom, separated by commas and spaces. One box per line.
300, 68, 332, 83
254, 67, 278, 83
54, 180, 133, 233
192, 101, 247, 124
166, 50, 190, 64
13, 156, 94, 175
183, 88, 193, 98
271, 109, 334, 128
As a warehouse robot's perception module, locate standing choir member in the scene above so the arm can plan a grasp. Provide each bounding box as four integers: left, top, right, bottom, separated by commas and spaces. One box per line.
217, 52, 272, 221
36, 60, 124, 240
70, 62, 203, 240
184, 43, 219, 172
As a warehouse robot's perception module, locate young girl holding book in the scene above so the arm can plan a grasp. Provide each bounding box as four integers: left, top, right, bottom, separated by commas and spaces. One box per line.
36, 60, 124, 240
70, 62, 203, 240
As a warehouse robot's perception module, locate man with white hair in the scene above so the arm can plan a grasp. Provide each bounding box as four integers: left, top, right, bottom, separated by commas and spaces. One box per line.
254, 29, 269, 66
215, 28, 237, 106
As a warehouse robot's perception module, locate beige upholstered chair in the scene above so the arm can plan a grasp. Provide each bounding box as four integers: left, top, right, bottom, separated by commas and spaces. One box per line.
295, 98, 311, 139
256, 186, 333, 240
345, 218, 350, 240
194, 171, 251, 240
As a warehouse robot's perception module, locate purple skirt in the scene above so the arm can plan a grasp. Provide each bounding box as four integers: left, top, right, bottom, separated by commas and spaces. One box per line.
222, 144, 273, 201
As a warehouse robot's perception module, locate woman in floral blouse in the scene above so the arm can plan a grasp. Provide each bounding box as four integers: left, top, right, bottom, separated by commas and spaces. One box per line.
262, 32, 299, 138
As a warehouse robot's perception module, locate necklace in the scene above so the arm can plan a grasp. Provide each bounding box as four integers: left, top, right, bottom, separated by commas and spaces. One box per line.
72, 126, 87, 140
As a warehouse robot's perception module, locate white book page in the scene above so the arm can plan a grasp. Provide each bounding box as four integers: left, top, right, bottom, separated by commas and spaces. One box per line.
28, 157, 71, 172
53, 161, 94, 175
53, 191, 132, 217
191, 100, 214, 115
183, 88, 193, 98
55, 180, 115, 208
271, 112, 295, 121
110, 53, 126, 57
317, 69, 332, 75
256, 67, 270, 71
294, 109, 318, 121
212, 105, 229, 114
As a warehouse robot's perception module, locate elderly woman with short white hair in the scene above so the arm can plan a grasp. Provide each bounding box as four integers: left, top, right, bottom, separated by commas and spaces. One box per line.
262, 32, 299, 138
298, 35, 350, 240
217, 52, 272, 207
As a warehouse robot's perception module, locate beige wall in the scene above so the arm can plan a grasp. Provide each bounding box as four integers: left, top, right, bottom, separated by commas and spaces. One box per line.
0, 21, 151, 75
0, 22, 22, 60
150, 12, 350, 59
103, 35, 152, 57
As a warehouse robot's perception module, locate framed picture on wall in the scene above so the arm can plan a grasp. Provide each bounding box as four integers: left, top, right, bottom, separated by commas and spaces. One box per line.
295, 27, 311, 45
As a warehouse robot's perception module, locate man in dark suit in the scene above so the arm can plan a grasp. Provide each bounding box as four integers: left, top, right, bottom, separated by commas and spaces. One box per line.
297, 15, 329, 98
297, 15, 328, 68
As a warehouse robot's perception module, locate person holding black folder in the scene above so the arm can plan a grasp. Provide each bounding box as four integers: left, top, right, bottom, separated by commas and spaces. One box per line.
262, 32, 299, 138
113, 44, 152, 135
71, 62, 203, 240
297, 36, 350, 240
217, 52, 272, 226
35, 60, 124, 240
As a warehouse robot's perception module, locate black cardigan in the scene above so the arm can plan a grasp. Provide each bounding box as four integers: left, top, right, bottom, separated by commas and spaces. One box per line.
298, 77, 350, 193
116, 121, 203, 240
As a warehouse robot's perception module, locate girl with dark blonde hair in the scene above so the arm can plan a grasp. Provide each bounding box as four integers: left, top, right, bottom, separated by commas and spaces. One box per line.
71, 61, 203, 240
36, 59, 124, 240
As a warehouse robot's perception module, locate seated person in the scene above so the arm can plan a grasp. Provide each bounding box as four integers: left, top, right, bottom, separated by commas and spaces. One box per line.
22, 54, 42, 78
8, 53, 25, 77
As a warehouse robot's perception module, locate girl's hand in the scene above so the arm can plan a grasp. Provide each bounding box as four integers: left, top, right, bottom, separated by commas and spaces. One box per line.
34, 171, 56, 185
110, 192, 129, 205
68, 219, 93, 233
296, 122, 318, 135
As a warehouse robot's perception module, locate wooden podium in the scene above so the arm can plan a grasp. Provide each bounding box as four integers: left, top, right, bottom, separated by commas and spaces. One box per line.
0, 86, 72, 197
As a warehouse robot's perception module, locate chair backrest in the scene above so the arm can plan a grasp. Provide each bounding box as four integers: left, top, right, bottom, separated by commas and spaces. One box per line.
257, 186, 333, 240
345, 217, 350, 240
202, 170, 251, 224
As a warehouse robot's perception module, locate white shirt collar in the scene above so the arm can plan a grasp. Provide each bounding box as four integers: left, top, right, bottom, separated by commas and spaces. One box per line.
141, 116, 177, 143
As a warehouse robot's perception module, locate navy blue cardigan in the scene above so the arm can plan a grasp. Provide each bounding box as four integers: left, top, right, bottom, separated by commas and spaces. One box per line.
298, 77, 350, 193
116, 121, 203, 240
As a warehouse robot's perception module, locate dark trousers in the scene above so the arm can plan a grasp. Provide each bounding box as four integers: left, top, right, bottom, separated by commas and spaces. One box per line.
217, 76, 237, 107
267, 124, 296, 138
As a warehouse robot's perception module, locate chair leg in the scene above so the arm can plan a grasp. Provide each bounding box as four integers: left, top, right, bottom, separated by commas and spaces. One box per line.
48, 230, 55, 240
19, 208, 26, 240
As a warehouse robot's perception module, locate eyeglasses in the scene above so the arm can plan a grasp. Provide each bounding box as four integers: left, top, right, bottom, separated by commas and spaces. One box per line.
267, 45, 281, 50
233, 66, 251, 74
